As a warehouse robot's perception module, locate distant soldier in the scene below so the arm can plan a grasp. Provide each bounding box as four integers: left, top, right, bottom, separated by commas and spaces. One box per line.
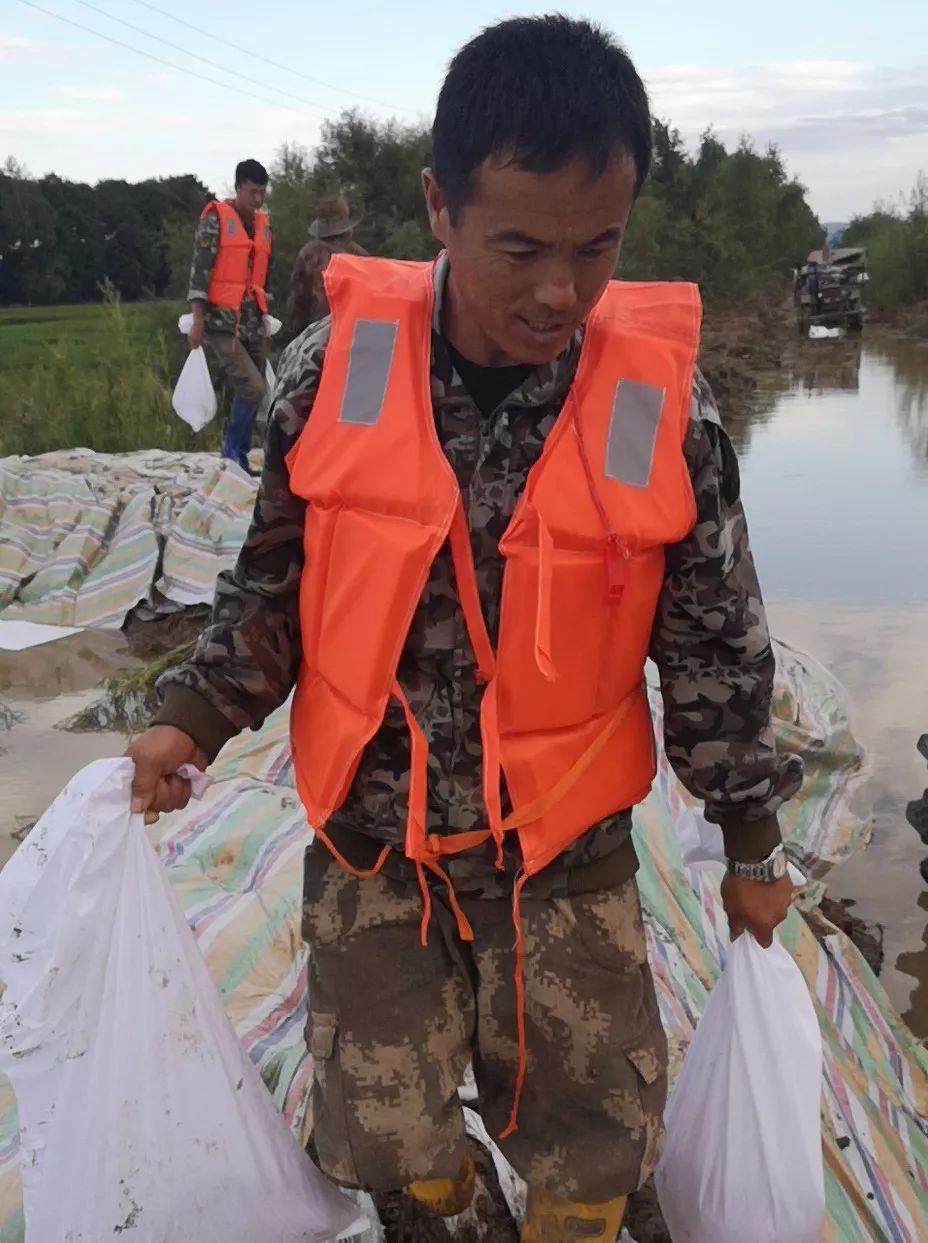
187, 158, 272, 473
287, 196, 367, 335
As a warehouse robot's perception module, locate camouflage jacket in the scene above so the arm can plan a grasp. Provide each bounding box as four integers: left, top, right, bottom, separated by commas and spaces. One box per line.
286, 235, 369, 336
187, 202, 270, 348
158, 257, 803, 896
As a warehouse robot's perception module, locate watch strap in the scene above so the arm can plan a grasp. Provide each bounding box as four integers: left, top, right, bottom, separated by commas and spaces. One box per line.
726, 843, 786, 883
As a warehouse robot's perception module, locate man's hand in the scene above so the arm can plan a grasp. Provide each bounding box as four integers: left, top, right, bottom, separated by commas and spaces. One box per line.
721, 872, 794, 948
125, 725, 207, 825
187, 318, 205, 350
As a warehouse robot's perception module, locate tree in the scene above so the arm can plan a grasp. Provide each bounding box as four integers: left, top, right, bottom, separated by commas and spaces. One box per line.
39, 175, 105, 303
650, 121, 686, 191
311, 111, 434, 258
264, 117, 437, 313
264, 143, 323, 311
133, 175, 212, 296
0, 119, 825, 308
622, 128, 821, 301
845, 175, 928, 308
0, 169, 57, 304
0, 163, 211, 306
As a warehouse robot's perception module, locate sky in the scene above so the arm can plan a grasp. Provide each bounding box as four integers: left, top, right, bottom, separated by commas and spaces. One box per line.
3, 0, 927, 221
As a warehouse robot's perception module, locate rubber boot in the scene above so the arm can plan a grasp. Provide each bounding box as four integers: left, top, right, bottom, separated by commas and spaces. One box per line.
406, 1150, 476, 1217
521, 1187, 627, 1242
222, 396, 258, 473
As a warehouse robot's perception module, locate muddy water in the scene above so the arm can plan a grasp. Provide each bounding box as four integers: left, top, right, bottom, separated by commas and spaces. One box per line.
730, 333, 928, 1036
0, 630, 135, 866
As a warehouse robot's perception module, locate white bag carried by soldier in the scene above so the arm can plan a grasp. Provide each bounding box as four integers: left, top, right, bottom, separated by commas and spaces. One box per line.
0, 758, 364, 1243
654, 929, 825, 1243
172, 347, 217, 432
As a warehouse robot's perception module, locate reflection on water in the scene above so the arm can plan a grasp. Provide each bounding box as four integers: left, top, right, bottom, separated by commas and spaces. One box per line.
884, 339, 928, 472
798, 336, 863, 396
897, 892, 928, 1035
732, 333, 928, 1035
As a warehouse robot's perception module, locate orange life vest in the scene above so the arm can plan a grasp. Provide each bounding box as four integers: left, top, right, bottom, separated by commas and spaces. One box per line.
203, 200, 271, 314
286, 255, 700, 1133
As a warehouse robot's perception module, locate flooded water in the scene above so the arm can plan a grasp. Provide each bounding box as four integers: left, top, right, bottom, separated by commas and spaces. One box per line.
730, 332, 928, 1036
0, 630, 133, 866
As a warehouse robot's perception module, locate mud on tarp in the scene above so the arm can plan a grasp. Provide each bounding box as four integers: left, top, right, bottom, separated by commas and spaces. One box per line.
0, 647, 924, 1240
0, 450, 257, 629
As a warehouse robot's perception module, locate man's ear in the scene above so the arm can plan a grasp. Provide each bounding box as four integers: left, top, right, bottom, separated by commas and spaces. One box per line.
422, 169, 451, 246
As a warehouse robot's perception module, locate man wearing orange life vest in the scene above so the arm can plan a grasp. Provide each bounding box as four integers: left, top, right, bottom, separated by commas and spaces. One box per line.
129, 17, 802, 1241
186, 158, 272, 474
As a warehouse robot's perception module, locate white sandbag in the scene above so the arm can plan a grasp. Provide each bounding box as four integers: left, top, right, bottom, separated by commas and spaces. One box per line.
655, 933, 824, 1243
0, 758, 364, 1243
178, 314, 282, 337
257, 357, 278, 428
172, 346, 218, 432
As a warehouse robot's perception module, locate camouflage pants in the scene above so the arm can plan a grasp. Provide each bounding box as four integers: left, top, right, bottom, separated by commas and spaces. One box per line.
301, 844, 667, 1202
203, 330, 266, 405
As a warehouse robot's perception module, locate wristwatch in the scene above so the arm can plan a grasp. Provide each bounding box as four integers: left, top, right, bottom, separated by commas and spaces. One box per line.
726, 842, 788, 884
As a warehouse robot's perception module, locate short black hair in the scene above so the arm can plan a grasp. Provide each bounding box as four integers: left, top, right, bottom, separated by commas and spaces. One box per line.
432, 16, 651, 218
235, 158, 268, 188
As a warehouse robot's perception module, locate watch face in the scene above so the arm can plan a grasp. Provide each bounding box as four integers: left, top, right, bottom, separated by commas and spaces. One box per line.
772, 850, 788, 879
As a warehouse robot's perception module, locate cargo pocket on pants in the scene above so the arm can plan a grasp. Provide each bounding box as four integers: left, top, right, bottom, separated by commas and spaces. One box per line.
306, 1011, 360, 1188
621, 996, 668, 1188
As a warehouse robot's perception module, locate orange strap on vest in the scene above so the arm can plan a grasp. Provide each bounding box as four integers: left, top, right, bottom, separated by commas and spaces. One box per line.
395, 498, 643, 1137
448, 499, 496, 684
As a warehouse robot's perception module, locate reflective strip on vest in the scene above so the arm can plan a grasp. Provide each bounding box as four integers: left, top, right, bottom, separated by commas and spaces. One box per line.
338, 319, 399, 426
605, 380, 665, 488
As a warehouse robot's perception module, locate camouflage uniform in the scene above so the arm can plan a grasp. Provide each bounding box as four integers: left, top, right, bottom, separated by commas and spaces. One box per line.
156, 255, 803, 1197
303, 857, 665, 1200
188, 204, 269, 405
286, 234, 369, 336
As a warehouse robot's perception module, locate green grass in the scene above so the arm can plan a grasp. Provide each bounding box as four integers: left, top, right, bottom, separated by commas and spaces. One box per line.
0, 290, 221, 456
1, 300, 175, 373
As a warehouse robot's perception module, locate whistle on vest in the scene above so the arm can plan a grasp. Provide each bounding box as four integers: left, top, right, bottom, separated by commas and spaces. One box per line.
605, 534, 628, 604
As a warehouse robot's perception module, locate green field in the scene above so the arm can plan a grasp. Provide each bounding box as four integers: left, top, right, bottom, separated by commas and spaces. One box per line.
0, 300, 182, 372
0, 296, 218, 457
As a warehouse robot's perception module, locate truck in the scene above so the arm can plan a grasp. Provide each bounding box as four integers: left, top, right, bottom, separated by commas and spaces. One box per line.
794, 247, 868, 334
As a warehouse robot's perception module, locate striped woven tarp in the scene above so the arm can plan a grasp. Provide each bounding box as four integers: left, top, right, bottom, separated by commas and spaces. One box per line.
0, 451, 256, 628
157, 465, 257, 607
0, 646, 925, 1242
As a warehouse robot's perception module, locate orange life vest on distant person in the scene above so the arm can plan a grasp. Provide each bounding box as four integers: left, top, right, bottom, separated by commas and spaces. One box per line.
203, 200, 271, 314
286, 255, 700, 1134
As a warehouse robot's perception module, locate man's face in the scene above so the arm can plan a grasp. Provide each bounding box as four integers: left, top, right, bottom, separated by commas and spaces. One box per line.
424, 154, 637, 367
235, 180, 267, 219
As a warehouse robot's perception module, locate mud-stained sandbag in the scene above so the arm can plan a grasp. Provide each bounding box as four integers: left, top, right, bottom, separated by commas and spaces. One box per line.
0, 758, 363, 1243
655, 932, 825, 1243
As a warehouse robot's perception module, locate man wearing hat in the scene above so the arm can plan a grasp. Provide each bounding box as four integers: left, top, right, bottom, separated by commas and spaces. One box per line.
287, 196, 368, 335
